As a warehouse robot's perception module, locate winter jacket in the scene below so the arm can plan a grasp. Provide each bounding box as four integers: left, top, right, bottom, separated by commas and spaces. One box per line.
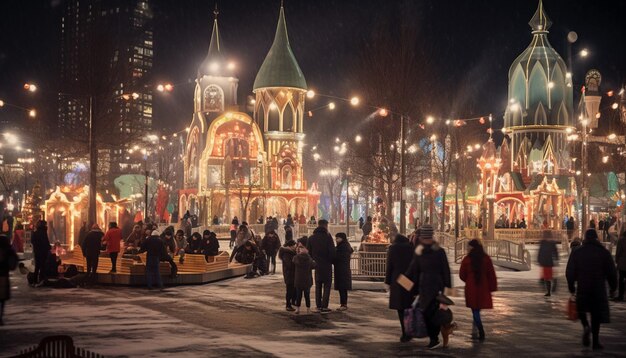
306, 227, 336, 279
235, 229, 251, 248
537, 239, 559, 267
384, 235, 414, 310
616, 235, 626, 271
31, 228, 51, 262
459, 254, 497, 309
139, 235, 165, 258
103, 227, 122, 253
406, 243, 452, 310
293, 252, 316, 289
566, 238, 617, 322
81, 229, 104, 257
230, 243, 259, 265
162, 237, 177, 255
203, 235, 220, 256
174, 235, 187, 252
186, 237, 203, 254
11, 229, 24, 253
126, 231, 143, 247
334, 240, 353, 290
278, 246, 297, 285
362, 222, 372, 237
261, 233, 281, 256
0, 244, 18, 278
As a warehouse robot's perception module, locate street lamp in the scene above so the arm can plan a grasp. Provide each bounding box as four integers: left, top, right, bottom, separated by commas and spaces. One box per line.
345, 168, 353, 237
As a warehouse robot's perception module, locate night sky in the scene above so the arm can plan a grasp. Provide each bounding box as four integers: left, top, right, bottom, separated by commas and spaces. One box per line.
0, 0, 624, 153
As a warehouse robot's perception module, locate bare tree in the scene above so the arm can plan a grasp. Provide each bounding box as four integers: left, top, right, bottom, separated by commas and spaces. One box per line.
345, 2, 438, 225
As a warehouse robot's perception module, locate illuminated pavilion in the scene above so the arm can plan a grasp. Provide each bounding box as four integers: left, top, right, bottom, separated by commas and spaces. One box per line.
472, 0, 578, 230
179, 4, 319, 225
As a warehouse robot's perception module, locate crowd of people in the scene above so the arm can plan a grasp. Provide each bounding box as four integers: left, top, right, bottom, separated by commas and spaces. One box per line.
1, 209, 624, 352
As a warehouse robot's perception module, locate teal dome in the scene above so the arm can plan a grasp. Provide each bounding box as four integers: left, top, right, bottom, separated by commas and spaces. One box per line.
253, 5, 307, 91
504, 0, 573, 128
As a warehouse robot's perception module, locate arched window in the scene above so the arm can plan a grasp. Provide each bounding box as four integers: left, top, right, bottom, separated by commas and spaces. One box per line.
283, 103, 295, 132
224, 138, 251, 183
529, 64, 548, 117
267, 104, 280, 131
203, 85, 224, 112
282, 165, 292, 189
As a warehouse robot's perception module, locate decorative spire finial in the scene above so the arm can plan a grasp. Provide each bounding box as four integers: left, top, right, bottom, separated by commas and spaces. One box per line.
213, 3, 219, 19
529, 0, 552, 33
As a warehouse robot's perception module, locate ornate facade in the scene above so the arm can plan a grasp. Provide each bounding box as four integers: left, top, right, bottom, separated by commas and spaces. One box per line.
179, 5, 319, 225
476, 0, 578, 229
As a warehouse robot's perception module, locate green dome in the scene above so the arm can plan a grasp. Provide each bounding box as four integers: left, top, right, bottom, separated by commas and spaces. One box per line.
504, 0, 573, 128
253, 6, 307, 91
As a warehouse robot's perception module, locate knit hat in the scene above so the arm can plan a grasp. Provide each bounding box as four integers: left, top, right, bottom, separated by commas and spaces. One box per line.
420, 224, 434, 239
151, 230, 161, 236
284, 239, 296, 247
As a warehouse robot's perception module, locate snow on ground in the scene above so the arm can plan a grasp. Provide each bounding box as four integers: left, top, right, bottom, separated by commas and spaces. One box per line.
2, 245, 626, 357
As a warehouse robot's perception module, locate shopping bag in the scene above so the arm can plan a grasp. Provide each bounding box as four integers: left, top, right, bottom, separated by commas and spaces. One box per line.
396, 273, 414, 292
566, 296, 578, 321
403, 298, 428, 338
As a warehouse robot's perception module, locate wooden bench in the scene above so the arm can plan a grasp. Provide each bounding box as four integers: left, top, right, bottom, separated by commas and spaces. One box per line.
14, 335, 104, 358
179, 251, 230, 273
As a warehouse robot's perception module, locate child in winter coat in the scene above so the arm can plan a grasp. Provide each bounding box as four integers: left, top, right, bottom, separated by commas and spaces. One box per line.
278, 239, 297, 311
293, 243, 316, 314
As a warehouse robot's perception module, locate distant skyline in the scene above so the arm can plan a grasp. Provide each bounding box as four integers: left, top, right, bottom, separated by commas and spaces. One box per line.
0, 0, 624, 147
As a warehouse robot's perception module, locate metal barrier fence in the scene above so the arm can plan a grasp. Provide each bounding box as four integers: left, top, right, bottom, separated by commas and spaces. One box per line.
454, 238, 531, 271
494, 229, 567, 244
483, 240, 531, 270
434, 231, 455, 249
350, 251, 387, 279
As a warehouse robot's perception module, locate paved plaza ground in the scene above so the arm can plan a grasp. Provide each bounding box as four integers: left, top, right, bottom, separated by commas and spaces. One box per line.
1, 249, 626, 357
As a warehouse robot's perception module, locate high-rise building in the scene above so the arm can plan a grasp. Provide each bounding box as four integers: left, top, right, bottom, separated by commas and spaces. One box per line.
58, 0, 154, 184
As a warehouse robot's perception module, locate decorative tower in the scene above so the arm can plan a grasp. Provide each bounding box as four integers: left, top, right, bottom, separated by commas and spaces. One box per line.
504, 0, 574, 176
253, 3, 307, 190
196, 5, 238, 114
185, 5, 238, 189
583, 69, 602, 129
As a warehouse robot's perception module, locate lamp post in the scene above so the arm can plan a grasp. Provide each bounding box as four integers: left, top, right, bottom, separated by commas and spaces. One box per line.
399, 114, 407, 235
345, 167, 352, 238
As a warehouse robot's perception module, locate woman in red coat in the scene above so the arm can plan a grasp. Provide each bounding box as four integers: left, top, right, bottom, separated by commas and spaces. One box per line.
460, 239, 497, 341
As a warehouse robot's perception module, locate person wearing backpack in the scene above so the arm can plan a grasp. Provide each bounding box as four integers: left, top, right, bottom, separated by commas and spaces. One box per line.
0, 234, 19, 325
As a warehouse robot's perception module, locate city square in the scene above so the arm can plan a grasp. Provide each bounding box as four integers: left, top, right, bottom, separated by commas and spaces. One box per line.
0, 0, 625, 357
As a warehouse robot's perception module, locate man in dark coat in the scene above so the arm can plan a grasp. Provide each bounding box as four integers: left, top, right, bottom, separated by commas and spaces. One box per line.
306, 219, 336, 313
361, 216, 373, 241
615, 231, 626, 301
385, 234, 416, 342
538, 231, 559, 296
566, 229, 617, 350
81, 224, 104, 281
278, 239, 297, 311
31, 220, 51, 284
203, 231, 220, 257
139, 230, 165, 290
566, 216, 575, 241
333, 232, 353, 310
406, 225, 452, 349
262, 231, 281, 274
